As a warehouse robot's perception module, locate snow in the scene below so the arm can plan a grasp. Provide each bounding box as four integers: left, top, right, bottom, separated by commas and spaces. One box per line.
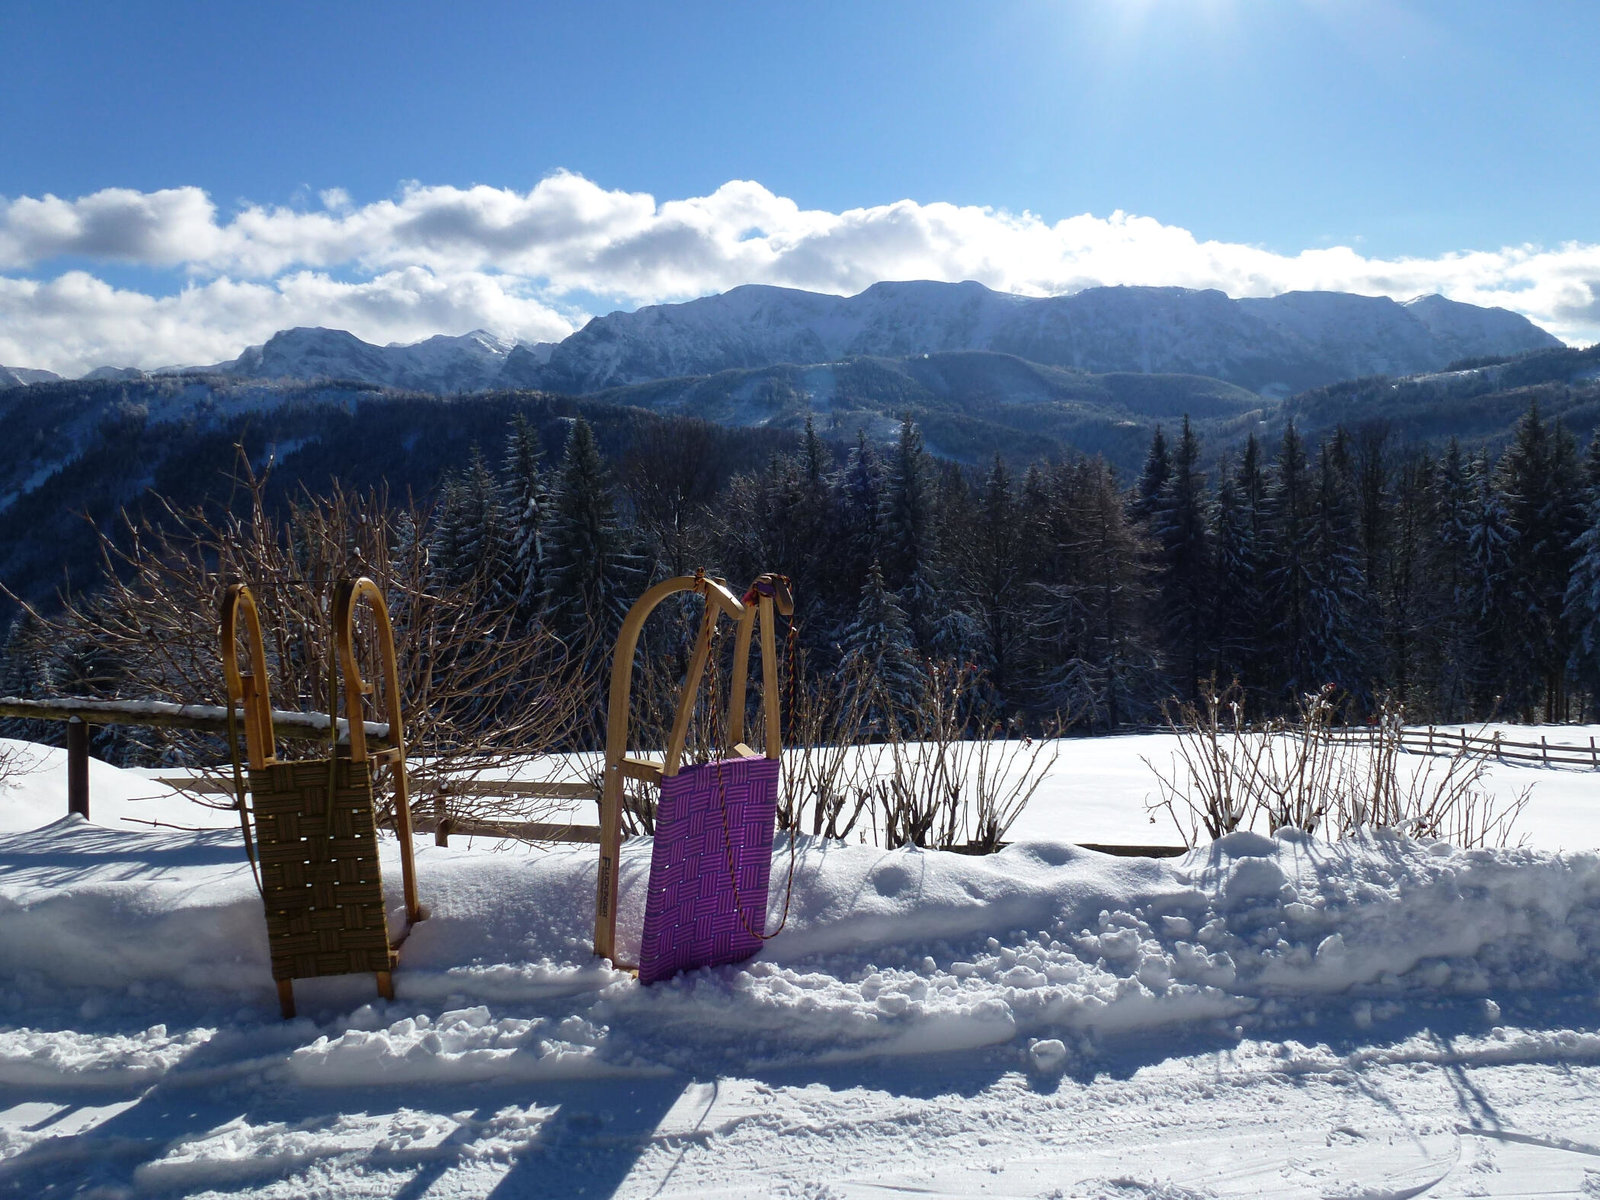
2, 738, 1600, 1196
545, 282, 1560, 397
1015, 725, 1600, 854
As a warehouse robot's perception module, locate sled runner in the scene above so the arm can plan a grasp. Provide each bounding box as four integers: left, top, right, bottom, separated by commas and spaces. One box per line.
221, 579, 423, 1019
594, 572, 795, 980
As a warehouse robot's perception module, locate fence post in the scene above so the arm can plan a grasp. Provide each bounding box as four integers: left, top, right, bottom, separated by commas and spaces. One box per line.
1542, 735, 1549, 765
434, 793, 450, 847
67, 717, 90, 819
1427, 725, 1434, 754
1590, 735, 1596, 770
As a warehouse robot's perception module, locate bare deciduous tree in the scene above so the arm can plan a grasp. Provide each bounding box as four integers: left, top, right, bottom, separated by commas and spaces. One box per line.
6, 453, 589, 830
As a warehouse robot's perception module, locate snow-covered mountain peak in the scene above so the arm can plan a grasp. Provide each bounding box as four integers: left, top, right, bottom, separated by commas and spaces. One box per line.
0, 365, 64, 388
544, 281, 1562, 396
27, 281, 1563, 399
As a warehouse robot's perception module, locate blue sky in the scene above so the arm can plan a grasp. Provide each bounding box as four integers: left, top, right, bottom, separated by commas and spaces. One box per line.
3, 0, 1598, 373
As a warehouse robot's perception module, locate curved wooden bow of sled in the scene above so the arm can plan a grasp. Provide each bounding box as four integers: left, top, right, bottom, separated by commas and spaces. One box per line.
220, 583, 274, 771
221, 579, 426, 1018
333, 577, 423, 928
728, 573, 793, 761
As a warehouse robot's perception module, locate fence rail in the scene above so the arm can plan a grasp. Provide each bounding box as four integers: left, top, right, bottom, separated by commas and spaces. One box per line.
1323, 725, 1600, 770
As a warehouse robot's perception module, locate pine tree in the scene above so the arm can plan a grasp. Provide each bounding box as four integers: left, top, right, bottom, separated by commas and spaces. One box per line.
1497, 402, 1584, 718
1074, 458, 1160, 727
1423, 439, 1477, 717
429, 472, 470, 590
1129, 425, 1170, 530
541, 417, 640, 662
1304, 434, 1367, 701
1563, 443, 1600, 713
1150, 415, 1213, 701
1383, 452, 1434, 710
1463, 448, 1515, 715
502, 413, 549, 617
1212, 436, 1269, 697
1264, 423, 1315, 703
837, 561, 924, 732
878, 416, 941, 651
802, 414, 828, 491
829, 430, 883, 622
431, 446, 514, 605
963, 454, 1028, 703
1026, 458, 1158, 729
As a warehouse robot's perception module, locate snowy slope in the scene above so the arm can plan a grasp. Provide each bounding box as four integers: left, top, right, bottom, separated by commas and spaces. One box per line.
3, 743, 1600, 1196
221, 328, 521, 394
0, 365, 61, 388
542, 282, 1562, 396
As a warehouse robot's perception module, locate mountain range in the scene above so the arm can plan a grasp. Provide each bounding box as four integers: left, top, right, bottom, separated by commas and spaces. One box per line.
2, 334, 1598, 622
1, 281, 1563, 401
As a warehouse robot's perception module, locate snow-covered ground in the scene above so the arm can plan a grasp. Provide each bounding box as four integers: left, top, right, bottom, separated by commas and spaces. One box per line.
2, 735, 1599, 1197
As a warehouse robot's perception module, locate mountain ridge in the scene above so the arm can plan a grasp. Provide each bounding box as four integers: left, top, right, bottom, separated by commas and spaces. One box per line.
537, 282, 1561, 397
4, 281, 1561, 399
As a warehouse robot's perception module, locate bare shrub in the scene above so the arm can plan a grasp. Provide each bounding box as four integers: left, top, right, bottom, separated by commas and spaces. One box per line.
1323, 705, 1531, 847
607, 641, 1057, 853
8, 453, 587, 831
0, 740, 39, 789
1146, 682, 1529, 849
778, 649, 877, 841
871, 660, 1061, 852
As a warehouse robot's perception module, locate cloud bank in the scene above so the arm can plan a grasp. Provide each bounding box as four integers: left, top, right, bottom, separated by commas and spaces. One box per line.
3, 173, 1597, 375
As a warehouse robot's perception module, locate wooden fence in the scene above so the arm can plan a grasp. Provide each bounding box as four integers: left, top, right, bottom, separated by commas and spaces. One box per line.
0, 694, 392, 820
1322, 724, 1600, 770
152, 772, 602, 845
0, 693, 599, 843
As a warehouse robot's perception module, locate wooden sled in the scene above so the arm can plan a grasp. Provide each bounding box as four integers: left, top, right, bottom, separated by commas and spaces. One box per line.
221, 579, 423, 1018
593, 571, 794, 968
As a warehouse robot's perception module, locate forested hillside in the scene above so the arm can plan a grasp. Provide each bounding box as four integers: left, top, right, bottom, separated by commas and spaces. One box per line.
586, 351, 1266, 469
0, 377, 793, 613
9, 348, 1600, 745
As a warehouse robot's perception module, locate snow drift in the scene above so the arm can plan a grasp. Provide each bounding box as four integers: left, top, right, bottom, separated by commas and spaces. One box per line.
4, 813, 1598, 1089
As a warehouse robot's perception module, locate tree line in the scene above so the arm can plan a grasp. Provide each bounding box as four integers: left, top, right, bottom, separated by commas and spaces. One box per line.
10, 396, 1600, 752
421, 396, 1600, 734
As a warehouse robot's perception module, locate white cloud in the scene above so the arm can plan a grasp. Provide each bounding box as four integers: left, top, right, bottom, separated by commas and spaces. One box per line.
0, 269, 575, 375
2, 173, 1597, 375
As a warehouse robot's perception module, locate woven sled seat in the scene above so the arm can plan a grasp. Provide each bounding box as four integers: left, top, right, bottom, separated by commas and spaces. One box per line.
253, 757, 396, 982
638, 753, 780, 984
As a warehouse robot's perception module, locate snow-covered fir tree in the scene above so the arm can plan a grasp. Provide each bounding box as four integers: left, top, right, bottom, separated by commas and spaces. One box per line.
1564, 435, 1600, 714
1211, 435, 1269, 697
1304, 434, 1368, 700
502, 413, 549, 619
541, 417, 640, 665
1150, 416, 1213, 701
431, 446, 514, 605
1463, 448, 1515, 714
837, 560, 924, 733
1128, 424, 1170, 530
1265, 423, 1315, 699
877, 416, 940, 651
1496, 402, 1584, 718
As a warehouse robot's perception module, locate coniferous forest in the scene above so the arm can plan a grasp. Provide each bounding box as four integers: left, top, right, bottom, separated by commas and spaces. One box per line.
309, 397, 1600, 734
9, 388, 1600, 756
